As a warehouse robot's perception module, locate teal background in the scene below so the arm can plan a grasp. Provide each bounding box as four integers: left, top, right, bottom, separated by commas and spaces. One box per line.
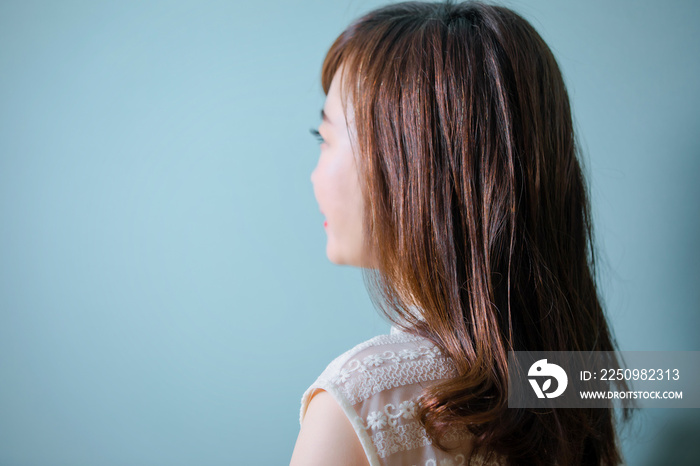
1, 1, 697, 464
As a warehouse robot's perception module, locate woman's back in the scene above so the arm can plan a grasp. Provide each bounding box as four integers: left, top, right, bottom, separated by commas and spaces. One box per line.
300, 326, 505, 466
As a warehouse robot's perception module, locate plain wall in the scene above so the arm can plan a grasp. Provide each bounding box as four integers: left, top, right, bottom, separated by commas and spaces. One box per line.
1, 1, 698, 464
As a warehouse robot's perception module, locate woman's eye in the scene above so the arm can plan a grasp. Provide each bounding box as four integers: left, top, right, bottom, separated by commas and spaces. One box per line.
309, 128, 325, 144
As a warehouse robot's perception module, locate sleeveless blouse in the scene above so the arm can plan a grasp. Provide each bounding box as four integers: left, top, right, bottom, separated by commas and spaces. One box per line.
299, 327, 505, 466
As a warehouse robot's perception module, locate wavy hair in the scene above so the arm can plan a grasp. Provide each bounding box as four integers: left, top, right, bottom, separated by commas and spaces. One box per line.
320, 2, 629, 465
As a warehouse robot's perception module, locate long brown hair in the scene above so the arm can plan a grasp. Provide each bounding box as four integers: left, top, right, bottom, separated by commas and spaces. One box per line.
321, 2, 629, 465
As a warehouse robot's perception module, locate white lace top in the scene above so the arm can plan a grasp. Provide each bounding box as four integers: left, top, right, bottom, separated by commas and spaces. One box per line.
299, 327, 505, 466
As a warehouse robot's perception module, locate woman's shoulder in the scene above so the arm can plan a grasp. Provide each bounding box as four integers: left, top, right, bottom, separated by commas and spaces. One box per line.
298, 329, 505, 465
300, 327, 458, 422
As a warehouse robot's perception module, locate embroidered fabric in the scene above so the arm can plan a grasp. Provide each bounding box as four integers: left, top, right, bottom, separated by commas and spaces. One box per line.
299, 327, 505, 466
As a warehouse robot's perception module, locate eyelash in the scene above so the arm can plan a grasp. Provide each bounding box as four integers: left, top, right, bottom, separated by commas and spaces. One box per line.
309, 128, 324, 144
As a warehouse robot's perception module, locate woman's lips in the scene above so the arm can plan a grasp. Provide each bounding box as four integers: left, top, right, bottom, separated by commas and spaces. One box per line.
324, 220, 328, 228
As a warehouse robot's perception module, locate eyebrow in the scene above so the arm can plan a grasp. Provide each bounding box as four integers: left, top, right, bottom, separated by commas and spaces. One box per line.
321, 109, 332, 125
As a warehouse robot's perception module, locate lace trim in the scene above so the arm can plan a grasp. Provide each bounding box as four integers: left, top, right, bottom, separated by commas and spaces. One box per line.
368, 416, 503, 465
355, 397, 467, 459
303, 333, 438, 409
331, 344, 441, 384
373, 420, 431, 458
362, 400, 418, 430
318, 332, 427, 380
421, 456, 467, 466
318, 335, 457, 405
300, 332, 431, 424
341, 356, 456, 405
359, 398, 506, 465
368, 417, 466, 459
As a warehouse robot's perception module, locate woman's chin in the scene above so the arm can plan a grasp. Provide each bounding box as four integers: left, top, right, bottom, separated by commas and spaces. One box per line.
325, 243, 347, 265
325, 242, 358, 267
325, 236, 376, 268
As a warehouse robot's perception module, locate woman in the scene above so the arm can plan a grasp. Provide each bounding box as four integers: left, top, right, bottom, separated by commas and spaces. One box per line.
291, 2, 628, 465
